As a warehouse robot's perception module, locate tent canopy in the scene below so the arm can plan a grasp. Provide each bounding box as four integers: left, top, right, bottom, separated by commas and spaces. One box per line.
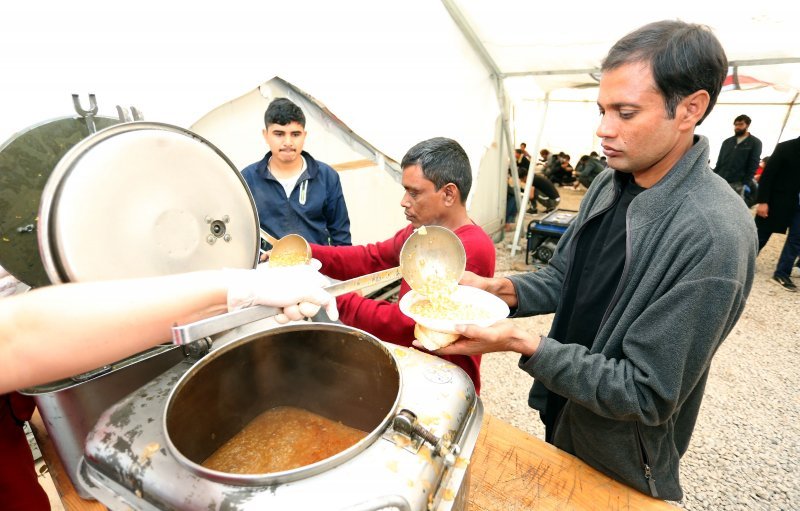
2, 1, 799, 244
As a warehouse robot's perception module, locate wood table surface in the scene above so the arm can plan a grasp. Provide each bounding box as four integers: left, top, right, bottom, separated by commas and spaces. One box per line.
31, 411, 674, 510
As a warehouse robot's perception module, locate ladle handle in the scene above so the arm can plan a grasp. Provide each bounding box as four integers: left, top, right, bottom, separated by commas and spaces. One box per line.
171, 267, 403, 345
172, 305, 280, 345
260, 228, 279, 246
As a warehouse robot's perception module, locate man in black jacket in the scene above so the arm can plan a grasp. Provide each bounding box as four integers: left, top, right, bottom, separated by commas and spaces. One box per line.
714, 114, 762, 198
755, 135, 800, 291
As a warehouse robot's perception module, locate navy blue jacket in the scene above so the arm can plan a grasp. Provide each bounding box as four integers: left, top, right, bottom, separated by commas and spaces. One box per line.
714, 134, 762, 184
241, 151, 351, 246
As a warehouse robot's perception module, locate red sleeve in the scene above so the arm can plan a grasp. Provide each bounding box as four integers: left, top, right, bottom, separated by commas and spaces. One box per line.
319, 222, 496, 395
312, 225, 412, 281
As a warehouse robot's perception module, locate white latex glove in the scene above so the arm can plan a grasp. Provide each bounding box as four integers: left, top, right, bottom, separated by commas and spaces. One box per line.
225, 265, 338, 323
0, 267, 20, 298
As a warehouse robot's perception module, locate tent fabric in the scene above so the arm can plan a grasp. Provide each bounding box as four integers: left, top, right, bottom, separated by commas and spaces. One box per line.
2, 1, 799, 243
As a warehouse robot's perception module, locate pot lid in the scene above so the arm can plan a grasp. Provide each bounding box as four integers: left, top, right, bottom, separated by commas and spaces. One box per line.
39, 122, 259, 283
0, 116, 120, 287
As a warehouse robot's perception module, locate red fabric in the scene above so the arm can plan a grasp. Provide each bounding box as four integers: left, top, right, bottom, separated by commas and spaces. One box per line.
0, 394, 50, 511
313, 223, 496, 393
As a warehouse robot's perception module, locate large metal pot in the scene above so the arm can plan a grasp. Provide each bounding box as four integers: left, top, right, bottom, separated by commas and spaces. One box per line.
165, 322, 401, 485
81, 321, 481, 511
12, 115, 262, 497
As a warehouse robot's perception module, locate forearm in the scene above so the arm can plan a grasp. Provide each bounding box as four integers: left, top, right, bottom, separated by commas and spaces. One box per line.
0, 271, 227, 393
484, 276, 519, 308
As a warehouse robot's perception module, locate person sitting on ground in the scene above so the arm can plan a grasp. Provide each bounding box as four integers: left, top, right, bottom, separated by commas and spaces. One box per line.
515, 148, 531, 172
310, 137, 496, 393
519, 142, 532, 159
537, 149, 551, 172
574, 153, 606, 190
549, 154, 576, 185
530, 172, 561, 213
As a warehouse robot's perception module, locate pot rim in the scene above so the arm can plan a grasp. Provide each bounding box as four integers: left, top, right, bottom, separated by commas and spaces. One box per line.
162, 322, 402, 486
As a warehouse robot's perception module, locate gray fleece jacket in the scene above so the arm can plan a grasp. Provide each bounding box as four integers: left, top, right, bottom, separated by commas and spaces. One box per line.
509, 135, 757, 500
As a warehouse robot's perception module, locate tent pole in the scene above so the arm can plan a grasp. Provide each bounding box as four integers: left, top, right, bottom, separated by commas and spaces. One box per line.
440, 0, 520, 234
776, 91, 799, 142
511, 92, 550, 257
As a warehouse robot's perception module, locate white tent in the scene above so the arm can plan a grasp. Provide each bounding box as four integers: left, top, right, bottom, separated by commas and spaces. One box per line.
2, 1, 799, 246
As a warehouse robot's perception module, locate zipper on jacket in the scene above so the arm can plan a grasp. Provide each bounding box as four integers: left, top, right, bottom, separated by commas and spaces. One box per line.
635, 422, 659, 498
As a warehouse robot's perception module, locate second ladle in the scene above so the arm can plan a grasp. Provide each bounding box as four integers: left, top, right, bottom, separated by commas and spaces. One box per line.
260, 228, 311, 266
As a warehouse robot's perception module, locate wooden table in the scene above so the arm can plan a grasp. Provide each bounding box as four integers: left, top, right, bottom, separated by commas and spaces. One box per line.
31, 412, 673, 510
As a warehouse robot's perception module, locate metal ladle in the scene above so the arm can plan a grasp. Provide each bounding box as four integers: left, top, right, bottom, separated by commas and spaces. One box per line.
173, 225, 466, 345
260, 229, 312, 266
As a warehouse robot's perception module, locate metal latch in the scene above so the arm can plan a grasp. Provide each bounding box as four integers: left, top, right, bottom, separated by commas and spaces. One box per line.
388, 409, 460, 466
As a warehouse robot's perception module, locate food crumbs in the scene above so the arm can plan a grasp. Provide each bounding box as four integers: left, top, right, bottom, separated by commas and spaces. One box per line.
443, 488, 455, 501
393, 348, 407, 358
392, 433, 412, 448
139, 442, 160, 462
454, 456, 469, 468
418, 226, 427, 235
418, 445, 433, 464
386, 460, 398, 472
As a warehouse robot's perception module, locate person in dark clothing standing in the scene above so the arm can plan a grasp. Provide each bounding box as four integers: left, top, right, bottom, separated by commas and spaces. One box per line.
714, 114, 762, 198
755, 136, 800, 291
241, 98, 351, 250
429, 21, 756, 501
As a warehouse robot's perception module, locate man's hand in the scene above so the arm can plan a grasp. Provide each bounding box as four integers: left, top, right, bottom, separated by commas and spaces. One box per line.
417, 320, 540, 357
756, 203, 769, 218
459, 270, 489, 290
460, 272, 519, 309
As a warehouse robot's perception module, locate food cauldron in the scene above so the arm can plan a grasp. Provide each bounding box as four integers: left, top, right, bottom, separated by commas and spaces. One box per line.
164, 322, 401, 485
81, 320, 481, 511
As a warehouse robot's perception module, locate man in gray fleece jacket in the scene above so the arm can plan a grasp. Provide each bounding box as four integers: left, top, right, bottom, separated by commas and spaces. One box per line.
429, 21, 757, 500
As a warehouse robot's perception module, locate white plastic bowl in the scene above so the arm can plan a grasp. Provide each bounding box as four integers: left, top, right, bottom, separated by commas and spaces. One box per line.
399, 285, 510, 334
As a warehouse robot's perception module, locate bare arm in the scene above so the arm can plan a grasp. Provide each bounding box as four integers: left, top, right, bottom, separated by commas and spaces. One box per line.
0, 268, 334, 393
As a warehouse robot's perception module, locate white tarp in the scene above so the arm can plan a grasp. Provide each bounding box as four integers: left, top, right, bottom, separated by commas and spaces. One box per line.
2, 1, 799, 243
450, 0, 800, 158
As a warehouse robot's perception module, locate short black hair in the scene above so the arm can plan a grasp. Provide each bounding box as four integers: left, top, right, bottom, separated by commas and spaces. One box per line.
735, 114, 752, 125
601, 20, 727, 126
401, 137, 472, 204
264, 98, 306, 128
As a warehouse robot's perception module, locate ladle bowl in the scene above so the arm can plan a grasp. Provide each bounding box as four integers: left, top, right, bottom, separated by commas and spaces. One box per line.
260, 229, 312, 266
399, 225, 466, 295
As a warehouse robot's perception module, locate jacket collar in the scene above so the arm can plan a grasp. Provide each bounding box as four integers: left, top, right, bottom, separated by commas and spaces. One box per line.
610, 135, 711, 228
256, 150, 319, 182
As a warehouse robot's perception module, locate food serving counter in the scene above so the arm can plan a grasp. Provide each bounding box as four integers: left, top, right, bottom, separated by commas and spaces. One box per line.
31, 412, 674, 510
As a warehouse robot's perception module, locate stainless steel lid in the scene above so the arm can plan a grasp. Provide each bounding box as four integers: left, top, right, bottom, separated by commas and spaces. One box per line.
38, 122, 260, 283
0, 116, 120, 286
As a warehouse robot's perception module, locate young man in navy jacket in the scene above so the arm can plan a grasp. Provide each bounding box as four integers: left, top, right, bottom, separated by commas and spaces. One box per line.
241, 98, 351, 248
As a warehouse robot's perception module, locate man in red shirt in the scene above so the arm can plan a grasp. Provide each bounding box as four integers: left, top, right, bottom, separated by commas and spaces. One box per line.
312, 137, 496, 393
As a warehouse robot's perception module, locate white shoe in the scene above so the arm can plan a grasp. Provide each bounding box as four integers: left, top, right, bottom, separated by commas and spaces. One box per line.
792, 266, 800, 278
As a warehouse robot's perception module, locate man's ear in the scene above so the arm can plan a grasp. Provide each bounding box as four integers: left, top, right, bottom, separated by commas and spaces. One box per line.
442, 183, 459, 205
262, 128, 269, 143
680, 90, 711, 129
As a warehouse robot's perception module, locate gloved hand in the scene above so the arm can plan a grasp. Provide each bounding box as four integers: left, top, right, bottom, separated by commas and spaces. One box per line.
0, 266, 20, 298
225, 265, 338, 323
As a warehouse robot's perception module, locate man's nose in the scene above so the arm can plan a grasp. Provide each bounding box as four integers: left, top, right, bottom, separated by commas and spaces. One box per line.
400, 192, 411, 208
596, 114, 615, 139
